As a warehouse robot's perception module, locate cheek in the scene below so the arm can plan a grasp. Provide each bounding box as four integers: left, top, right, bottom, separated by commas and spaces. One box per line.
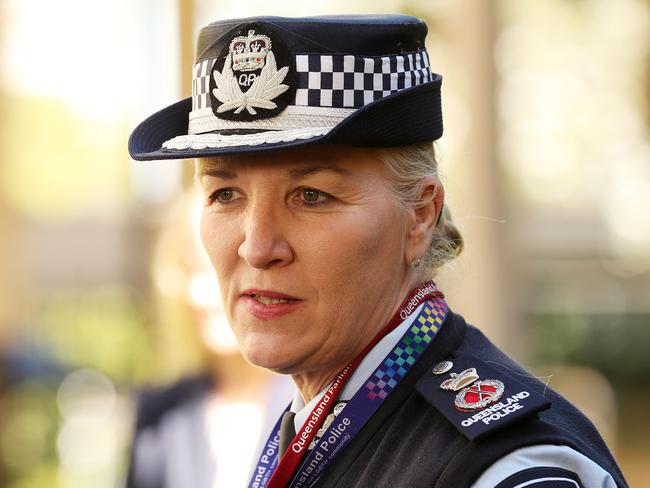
201, 211, 237, 266
345, 205, 402, 263
199, 212, 221, 269
200, 211, 241, 302
299, 206, 404, 357
310, 203, 405, 296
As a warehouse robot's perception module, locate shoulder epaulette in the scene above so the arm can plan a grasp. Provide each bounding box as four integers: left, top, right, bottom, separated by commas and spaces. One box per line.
415, 355, 551, 441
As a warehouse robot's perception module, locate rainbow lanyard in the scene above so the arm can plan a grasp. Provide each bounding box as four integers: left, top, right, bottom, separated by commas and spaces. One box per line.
248, 286, 449, 488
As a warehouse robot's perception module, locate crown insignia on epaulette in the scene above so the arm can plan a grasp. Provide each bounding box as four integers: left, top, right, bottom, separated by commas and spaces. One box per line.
229, 30, 272, 72
454, 379, 505, 412
440, 368, 479, 391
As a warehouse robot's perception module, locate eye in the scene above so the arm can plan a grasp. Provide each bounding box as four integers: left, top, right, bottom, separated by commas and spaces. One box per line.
302, 189, 320, 203
295, 188, 332, 207
207, 188, 240, 205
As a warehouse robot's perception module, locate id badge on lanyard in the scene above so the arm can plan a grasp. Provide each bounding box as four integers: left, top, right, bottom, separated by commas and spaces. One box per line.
249, 283, 449, 488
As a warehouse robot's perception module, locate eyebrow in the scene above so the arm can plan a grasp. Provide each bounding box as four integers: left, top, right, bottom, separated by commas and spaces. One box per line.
288, 164, 352, 179
199, 168, 238, 180
199, 164, 351, 180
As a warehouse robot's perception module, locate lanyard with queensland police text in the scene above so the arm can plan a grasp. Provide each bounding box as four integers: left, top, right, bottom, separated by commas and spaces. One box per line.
248, 281, 449, 488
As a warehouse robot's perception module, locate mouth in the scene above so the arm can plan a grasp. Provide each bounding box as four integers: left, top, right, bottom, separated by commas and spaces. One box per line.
242, 289, 301, 302
240, 289, 303, 320
242, 288, 300, 302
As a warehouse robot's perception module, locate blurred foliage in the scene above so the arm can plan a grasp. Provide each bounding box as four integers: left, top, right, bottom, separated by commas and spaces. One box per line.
0, 382, 59, 487
0, 287, 152, 486
532, 312, 650, 384
35, 287, 154, 384
4, 464, 59, 488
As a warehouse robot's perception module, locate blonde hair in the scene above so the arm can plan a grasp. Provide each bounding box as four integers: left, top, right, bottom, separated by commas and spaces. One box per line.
379, 143, 464, 275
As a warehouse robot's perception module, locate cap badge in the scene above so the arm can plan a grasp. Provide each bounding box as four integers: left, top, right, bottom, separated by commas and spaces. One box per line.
432, 360, 453, 375
440, 368, 479, 391
454, 379, 505, 412
211, 29, 290, 117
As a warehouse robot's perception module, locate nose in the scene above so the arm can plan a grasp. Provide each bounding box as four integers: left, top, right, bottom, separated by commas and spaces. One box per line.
238, 200, 294, 269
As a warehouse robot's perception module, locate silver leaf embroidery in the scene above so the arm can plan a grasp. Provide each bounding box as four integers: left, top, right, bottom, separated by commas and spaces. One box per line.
212, 51, 289, 115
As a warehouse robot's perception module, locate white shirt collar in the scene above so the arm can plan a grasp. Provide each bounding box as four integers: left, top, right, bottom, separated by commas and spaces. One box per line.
290, 302, 425, 432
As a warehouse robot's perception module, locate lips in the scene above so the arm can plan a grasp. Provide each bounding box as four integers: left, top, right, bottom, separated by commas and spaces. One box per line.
242, 289, 301, 301
240, 289, 303, 320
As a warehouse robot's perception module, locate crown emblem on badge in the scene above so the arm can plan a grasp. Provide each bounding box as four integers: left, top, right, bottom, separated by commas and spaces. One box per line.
212, 29, 290, 116
440, 368, 480, 391
230, 30, 272, 72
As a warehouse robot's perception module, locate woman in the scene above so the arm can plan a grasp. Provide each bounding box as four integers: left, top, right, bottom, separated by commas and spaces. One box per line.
129, 14, 628, 488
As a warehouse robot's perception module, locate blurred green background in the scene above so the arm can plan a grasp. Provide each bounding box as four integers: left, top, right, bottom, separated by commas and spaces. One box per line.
1, 0, 649, 486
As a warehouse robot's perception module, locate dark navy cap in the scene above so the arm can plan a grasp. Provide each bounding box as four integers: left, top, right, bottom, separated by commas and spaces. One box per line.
128, 14, 443, 161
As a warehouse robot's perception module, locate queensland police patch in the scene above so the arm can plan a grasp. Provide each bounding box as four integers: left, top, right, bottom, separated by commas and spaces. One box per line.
415, 355, 551, 441
209, 23, 296, 121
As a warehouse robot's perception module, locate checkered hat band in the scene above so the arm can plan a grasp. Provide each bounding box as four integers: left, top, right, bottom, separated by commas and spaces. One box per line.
192, 58, 217, 111
191, 50, 433, 111
294, 51, 433, 108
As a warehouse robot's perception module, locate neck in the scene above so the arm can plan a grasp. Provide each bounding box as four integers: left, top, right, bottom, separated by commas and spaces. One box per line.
291, 368, 345, 405
291, 273, 425, 404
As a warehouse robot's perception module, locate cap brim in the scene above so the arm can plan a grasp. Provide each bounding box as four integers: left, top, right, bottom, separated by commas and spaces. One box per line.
128, 77, 442, 161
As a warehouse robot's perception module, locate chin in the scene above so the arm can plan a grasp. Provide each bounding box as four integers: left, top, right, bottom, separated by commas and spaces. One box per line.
238, 338, 301, 374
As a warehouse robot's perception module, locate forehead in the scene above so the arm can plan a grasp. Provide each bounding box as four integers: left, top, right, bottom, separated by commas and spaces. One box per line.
196, 145, 386, 179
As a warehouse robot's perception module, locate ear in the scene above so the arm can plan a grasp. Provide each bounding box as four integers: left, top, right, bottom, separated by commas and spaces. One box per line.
405, 176, 445, 266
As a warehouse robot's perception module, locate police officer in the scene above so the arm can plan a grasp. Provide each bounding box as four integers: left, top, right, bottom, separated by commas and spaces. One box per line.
129, 14, 629, 488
